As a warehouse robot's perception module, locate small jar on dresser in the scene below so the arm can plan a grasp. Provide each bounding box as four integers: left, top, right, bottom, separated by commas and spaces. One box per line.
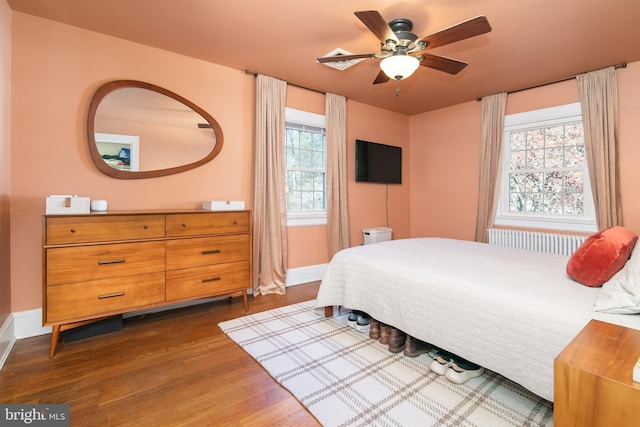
42, 209, 252, 357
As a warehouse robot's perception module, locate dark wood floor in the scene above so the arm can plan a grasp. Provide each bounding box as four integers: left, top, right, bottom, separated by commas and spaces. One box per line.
0, 282, 322, 426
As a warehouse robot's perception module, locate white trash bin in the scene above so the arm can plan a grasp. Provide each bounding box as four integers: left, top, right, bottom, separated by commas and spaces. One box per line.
363, 227, 392, 245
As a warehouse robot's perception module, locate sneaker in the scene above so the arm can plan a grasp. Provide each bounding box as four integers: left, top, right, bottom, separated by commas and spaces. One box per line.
427, 349, 440, 359
429, 355, 452, 375
445, 363, 485, 384
449, 356, 482, 371
355, 313, 370, 334
347, 310, 359, 328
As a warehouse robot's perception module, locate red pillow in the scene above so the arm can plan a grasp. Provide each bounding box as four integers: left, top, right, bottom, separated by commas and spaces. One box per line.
567, 226, 638, 287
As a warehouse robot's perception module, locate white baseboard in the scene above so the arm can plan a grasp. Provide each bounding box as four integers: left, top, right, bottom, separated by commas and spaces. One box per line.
1, 263, 328, 364
0, 314, 16, 371
13, 308, 51, 339
286, 263, 328, 287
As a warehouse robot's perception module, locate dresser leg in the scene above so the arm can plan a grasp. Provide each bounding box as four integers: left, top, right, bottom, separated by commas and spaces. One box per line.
49, 325, 61, 358
242, 290, 249, 312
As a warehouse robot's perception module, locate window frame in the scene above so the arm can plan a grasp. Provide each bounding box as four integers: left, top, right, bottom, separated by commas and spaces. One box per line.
284, 107, 327, 227
494, 103, 597, 233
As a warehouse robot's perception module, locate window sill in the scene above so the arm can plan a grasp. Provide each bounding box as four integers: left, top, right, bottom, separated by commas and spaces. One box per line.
494, 215, 597, 233
286, 216, 327, 227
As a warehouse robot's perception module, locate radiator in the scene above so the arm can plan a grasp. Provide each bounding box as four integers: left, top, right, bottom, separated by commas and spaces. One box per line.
487, 228, 586, 256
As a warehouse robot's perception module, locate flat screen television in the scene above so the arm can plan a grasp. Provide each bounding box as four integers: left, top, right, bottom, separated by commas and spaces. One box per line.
355, 139, 402, 184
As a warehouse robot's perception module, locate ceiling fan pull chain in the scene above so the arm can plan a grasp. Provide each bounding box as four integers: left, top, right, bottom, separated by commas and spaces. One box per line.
395, 77, 401, 97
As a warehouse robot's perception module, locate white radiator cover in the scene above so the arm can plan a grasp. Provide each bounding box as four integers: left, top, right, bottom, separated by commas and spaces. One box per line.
488, 228, 586, 256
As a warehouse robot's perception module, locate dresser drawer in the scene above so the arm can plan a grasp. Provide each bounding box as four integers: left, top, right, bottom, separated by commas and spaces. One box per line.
45, 272, 165, 323
165, 211, 250, 237
45, 215, 165, 245
166, 261, 249, 301
46, 241, 165, 285
166, 234, 249, 270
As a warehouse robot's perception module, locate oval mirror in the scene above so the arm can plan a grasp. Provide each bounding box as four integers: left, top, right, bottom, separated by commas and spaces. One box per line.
87, 80, 223, 179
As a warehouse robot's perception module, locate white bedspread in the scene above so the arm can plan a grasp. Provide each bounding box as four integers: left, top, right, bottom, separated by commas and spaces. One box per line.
315, 237, 640, 402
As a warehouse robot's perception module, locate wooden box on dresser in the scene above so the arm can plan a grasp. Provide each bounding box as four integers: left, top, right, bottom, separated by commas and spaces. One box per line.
42, 210, 252, 357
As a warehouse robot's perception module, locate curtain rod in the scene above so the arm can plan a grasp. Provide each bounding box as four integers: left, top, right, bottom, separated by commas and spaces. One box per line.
476, 63, 627, 101
244, 69, 328, 96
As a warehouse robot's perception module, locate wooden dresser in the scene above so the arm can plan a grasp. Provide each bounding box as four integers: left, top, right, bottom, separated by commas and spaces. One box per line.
43, 210, 252, 357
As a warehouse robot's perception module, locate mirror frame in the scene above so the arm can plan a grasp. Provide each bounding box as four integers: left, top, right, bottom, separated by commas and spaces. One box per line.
87, 80, 223, 179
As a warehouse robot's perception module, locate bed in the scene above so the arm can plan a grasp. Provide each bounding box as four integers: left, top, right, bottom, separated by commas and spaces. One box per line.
315, 237, 640, 402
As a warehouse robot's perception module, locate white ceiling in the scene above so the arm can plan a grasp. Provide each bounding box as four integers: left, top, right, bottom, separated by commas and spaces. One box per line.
8, 0, 640, 115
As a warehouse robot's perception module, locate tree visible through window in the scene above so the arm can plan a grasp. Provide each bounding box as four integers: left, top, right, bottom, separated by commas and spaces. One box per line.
495, 103, 596, 232
284, 108, 327, 226
507, 122, 585, 215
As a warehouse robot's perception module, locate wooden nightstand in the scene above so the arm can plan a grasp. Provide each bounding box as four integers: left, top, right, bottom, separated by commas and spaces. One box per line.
554, 319, 640, 427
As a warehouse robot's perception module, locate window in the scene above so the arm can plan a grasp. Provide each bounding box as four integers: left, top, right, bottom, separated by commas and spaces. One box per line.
285, 108, 326, 226
494, 103, 597, 232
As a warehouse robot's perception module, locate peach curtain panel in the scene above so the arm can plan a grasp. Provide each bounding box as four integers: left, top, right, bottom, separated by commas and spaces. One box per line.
474, 92, 507, 243
325, 93, 350, 258
252, 75, 287, 295
576, 67, 622, 229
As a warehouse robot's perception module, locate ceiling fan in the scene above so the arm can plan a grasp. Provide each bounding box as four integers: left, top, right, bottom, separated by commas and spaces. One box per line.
317, 10, 492, 85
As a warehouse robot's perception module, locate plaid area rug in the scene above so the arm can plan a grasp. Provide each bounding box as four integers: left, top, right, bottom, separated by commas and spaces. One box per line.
219, 300, 553, 427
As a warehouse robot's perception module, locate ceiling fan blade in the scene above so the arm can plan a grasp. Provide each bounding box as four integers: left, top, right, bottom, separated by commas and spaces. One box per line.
355, 10, 398, 43
419, 53, 468, 74
316, 53, 375, 63
373, 70, 390, 85
418, 15, 491, 49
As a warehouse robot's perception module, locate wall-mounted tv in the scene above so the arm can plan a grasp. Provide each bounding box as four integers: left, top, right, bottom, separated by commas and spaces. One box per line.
355, 139, 402, 184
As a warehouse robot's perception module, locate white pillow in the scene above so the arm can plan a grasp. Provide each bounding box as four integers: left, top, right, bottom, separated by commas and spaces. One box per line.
594, 245, 640, 314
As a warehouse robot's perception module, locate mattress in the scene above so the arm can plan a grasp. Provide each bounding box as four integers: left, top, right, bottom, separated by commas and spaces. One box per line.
315, 237, 640, 402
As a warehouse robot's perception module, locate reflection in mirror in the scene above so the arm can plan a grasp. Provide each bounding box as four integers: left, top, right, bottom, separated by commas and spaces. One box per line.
95, 133, 140, 171
87, 80, 223, 179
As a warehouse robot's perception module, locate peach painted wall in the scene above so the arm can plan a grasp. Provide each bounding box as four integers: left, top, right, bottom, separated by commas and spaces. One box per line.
409, 101, 481, 240
617, 62, 640, 233
0, 0, 11, 324
9, 13, 411, 312
347, 102, 410, 245
409, 63, 640, 239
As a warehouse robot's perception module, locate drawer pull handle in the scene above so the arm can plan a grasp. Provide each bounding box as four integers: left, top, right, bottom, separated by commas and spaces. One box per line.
98, 259, 125, 265
144, 225, 148, 230
70, 229, 76, 233
202, 277, 221, 283
182, 223, 187, 228
233, 221, 238, 225
202, 249, 221, 255
98, 292, 125, 299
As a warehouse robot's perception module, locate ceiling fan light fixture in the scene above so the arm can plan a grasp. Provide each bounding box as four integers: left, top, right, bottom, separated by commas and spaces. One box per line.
380, 54, 420, 80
